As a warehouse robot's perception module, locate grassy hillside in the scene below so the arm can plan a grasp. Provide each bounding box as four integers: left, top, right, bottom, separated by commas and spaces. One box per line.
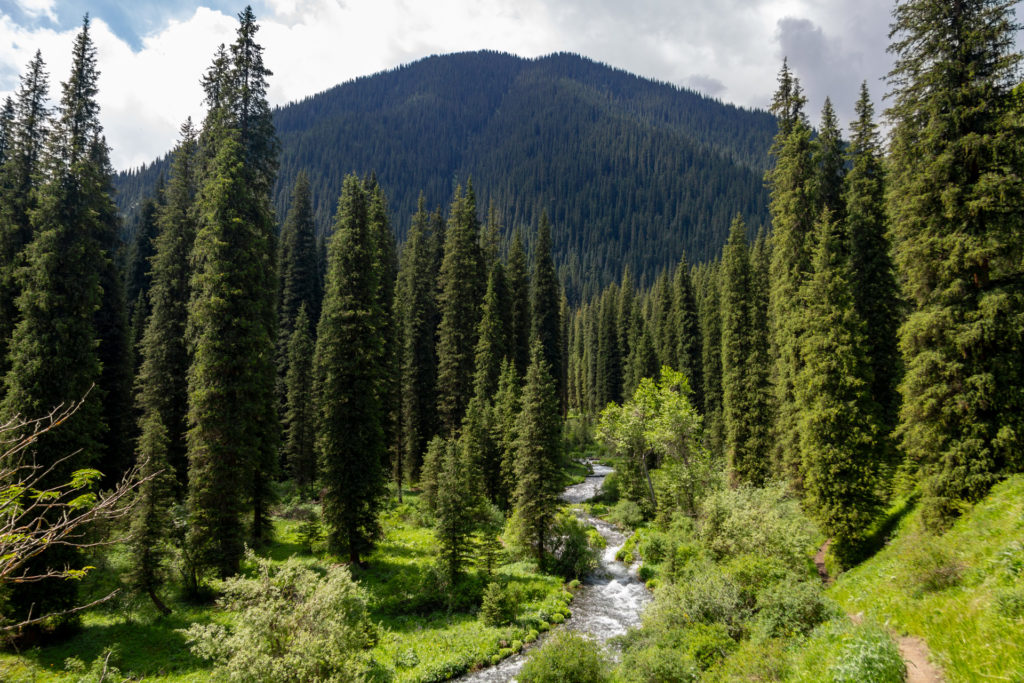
829, 475, 1024, 681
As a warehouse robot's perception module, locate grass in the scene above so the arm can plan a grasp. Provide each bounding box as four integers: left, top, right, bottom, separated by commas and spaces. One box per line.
0, 489, 574, 682
828, 474, 1024, 682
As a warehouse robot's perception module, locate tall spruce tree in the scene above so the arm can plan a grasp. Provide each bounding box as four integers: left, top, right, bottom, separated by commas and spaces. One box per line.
129, 121, 199, 609
720, 216, 770, 485
673, 253, 703, 412
473, 263, 511, 401
512, 340, 562, 565
844, 82, 901, 469
435, 436, 479, 584
531, 212, 564, 413
397, 197, 440, 482
136, 121, 198, 492
283, 304, 316, 495
887, 0, 1024, 527
0, 18, 111, 623
798, 209, 882, 564
276, 171, 320, 415
766, 61, 815, 486
493, 359, 522, 511
0, 51, 48, 386
436, 184, 484, 434
811, 97, 846, 220
596, 283, 622, 406
697, 263, 725, 457
187, 7, 279, 574
506, 231, 532, 377
314, 175, 386, 564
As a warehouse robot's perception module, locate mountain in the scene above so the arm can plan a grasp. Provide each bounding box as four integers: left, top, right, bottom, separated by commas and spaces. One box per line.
115, 51, 776, 300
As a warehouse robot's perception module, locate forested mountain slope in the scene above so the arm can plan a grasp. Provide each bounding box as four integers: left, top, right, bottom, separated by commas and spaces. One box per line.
115, 51, 775, 300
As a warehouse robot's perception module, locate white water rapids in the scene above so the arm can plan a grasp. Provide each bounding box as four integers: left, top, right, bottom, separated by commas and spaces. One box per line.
458, 463, 652, 682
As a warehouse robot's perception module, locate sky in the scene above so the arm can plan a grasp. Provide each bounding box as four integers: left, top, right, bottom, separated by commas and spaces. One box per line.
0, 0, 1017, 170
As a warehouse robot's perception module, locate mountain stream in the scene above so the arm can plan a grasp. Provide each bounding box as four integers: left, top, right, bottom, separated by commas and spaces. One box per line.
458, 463, 652, 682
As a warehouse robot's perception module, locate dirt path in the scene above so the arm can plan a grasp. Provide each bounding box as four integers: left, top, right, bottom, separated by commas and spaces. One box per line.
818, 541, 945, 683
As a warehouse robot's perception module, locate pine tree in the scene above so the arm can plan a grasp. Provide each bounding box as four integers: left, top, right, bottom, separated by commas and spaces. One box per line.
397, 197, 440, 482
595, 283, 622, 406
766, 61, 815, 486
887, 0, 1024, 527
697, 264, 725, 457
435, 437, 479, 584
124, 183, 163, 327
506, 231, 532, 377
187, 8, 280, 563
283, 304, 316, 495
811, 97, 846, 220
0, 18, 110, 624
276, 171, 320, 413
473, 263, 511, 402
0, 51, 49, 385
531, 212, 564, 413
720, 216, 770, 485
137, 120, 198, 493
673, 253, 703, 412
436, 184, 484, 434
128, 411, 175, 615
314, 175, 386, 565
512, 340, 562, 565
798, 209, 881, 564
845, 82, 901, 469
493, 359, 522, 511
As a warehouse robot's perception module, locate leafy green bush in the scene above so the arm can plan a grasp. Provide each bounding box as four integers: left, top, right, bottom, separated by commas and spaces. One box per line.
639, 531, 667, 563
65, 649, 125, 683
995, 586, 1024, 618
619, 645, 701, 682
829, 624, 905, 683
610, 499, 644, 529
753, 578, 840, 639
519, 631, 611, 683
721, 553, 791, 610
549, 514, 599, 579
642, 565, 744, 636
598, 471, 621, 503
181, 552, 390, 682
902, 531, 964, 594
698, 483, 816, 567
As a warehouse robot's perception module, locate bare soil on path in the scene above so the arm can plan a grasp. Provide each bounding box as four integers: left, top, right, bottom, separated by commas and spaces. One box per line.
817, 541, 945, 683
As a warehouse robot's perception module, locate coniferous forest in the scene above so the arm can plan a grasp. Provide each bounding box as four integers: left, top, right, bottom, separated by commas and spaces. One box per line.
0, 2, 1023, 682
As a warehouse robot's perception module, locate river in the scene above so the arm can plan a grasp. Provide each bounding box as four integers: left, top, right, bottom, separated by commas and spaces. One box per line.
458, 462, 652, 682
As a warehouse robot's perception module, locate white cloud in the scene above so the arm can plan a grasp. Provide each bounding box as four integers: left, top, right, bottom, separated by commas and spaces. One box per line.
3, 0, 1017, 170
14, 0, 55, 22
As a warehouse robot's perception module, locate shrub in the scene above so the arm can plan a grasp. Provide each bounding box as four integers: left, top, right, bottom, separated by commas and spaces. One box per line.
479, 582, 518, 627
518, 631, 612, 683
722, 554, 791, 610
642, 566, 743, 636
902, 532, 964, 595
609, 499, 644, 529
753, 579, 840, 639
549, 514, 599, 579
598, 471, 621, 503
697, 483, 816, 567
180, 552, 389, 682
619, 645, 700, 683
829, 624, 905, 683
995, 587, 1024, 619
639, 532, 668, 564
638, 564, 656, 582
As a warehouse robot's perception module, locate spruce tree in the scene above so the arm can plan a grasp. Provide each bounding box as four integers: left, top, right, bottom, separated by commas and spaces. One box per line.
513, 340, 562, 565
0, 51, 49, 385
436, 184, 484, 434
811, 97, 846, 219
314, 175, 386, 565
697, 263, 725, 457
397, 197, 440, 482
595, 283, 622, 406
887, 0, 1024, 527
0, 18, 110, 623
283, 304, 316, 495
187, 7, 280, 562
506, 231, 532, 377
766, 61, 815, 486
137, 120, 198, 493
798, 209, 881, 564
493, 359, 522, 511
276, 171, 320, 414
845, 82, 901, 468
531, 212, 564, 414
720, 216, 770, 485
128, 411, 175, 615
673, 253, 703, 412
473, 263, 511, 401
435, 437, 479, 584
